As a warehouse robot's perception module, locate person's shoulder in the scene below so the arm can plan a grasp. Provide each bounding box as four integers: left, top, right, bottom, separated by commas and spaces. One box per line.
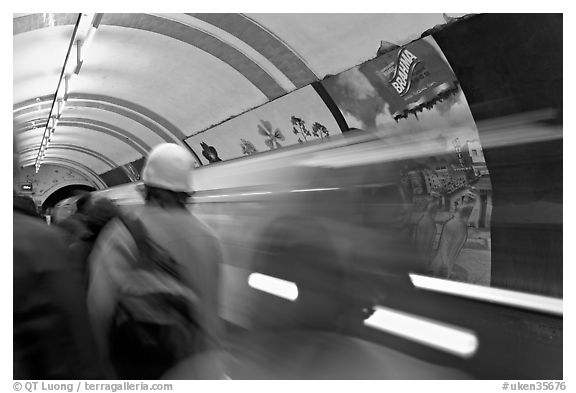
93, 215, 129, 241
14, 210, 67, 239
14, 211, 72, 272
141, 207, 216, 235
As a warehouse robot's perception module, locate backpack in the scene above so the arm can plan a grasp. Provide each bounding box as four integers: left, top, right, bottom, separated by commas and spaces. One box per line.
109, 215, 200, 379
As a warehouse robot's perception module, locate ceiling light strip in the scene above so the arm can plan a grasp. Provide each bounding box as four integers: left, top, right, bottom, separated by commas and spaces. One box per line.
35, 13, 103, 173
34, 13, 82, 172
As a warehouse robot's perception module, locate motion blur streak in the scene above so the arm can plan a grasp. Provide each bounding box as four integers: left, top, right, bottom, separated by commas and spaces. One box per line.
364, 305, 479, 358
409, 274, 563, 316
290, 187, 339, 193
248, 273, 299, 301
301, 110, 561, 169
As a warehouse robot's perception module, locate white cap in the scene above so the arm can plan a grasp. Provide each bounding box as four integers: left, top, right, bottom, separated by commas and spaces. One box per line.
142, 143, 195, 193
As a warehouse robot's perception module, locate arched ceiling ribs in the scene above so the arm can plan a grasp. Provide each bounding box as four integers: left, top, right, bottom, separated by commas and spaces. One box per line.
13, 13, 78, 34
19, 143, 118, 170
21, 158, 107, 189
69, 93, 186, 142
14, 93, 185, 143
16, 118, 150, 156
21, 146, 138, 183
189, 13, 318, 88
13, 13, 296, 100
100, 13, 287, 100
14, 95, 204, 165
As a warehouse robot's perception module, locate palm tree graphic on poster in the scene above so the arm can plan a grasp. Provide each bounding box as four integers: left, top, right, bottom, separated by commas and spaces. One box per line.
240, 138, 258, 156
312, 122, 329, 140
291, 116, 330, 143
291, 116, 310, 143
258, 120, 285, 150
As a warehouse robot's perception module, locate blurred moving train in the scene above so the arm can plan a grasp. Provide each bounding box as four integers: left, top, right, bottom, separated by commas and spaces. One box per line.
52, 13, 563, 379
54, 116, 562, 379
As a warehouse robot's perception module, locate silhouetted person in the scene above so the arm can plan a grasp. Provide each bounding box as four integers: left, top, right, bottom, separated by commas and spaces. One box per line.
13, 135, 102, 379
69, 197, 120, 291
201, 142, 222, 163
57, 193, 92, 244
248, 215, 348, 331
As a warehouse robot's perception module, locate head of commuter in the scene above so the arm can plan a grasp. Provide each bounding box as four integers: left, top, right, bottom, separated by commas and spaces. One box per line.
141, 143, 195, 209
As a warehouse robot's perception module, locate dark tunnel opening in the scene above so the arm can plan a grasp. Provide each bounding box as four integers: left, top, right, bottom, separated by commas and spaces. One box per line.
41, 184, 96, 213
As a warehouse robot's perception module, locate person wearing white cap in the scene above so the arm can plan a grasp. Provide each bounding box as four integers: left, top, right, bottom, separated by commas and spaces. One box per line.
87, 143, 224, 379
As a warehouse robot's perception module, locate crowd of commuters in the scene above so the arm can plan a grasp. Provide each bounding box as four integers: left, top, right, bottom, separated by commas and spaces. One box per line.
13, 141, 225, 380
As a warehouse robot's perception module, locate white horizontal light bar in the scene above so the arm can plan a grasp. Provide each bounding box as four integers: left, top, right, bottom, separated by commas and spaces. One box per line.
409, 274, 563, 316
290, 187, 339, 193
202, 194, 232, 198
238, 191, 272, 197
248, 273, 298, 301
364, 305, 479, 358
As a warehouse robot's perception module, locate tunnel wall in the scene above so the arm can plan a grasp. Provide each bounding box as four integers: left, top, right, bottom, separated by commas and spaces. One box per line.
99, 157, 145, 187
15, 164, 96, 207
432, 13, 563, 296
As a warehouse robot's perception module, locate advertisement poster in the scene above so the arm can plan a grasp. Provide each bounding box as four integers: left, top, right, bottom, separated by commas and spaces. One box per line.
185, 85, 341, 165
322, 36, 493, 286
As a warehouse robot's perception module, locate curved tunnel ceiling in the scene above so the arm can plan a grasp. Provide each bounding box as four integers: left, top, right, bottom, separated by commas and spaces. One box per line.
13, 13, 458, 181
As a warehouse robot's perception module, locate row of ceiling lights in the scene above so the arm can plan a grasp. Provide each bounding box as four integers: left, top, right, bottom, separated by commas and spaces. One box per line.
35, 13, 103, 173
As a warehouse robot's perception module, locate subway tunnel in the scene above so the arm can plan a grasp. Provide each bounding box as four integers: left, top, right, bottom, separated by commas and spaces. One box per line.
13, 13, 563, 380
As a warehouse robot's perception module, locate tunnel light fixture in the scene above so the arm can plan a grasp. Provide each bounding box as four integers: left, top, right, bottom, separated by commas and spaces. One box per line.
364, 305, 479, 358
35, 13, 102, 171
56, 98, 65, 117
248, 273, 299, 301
74, 14, 102, 75
79, 22, 98, 63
